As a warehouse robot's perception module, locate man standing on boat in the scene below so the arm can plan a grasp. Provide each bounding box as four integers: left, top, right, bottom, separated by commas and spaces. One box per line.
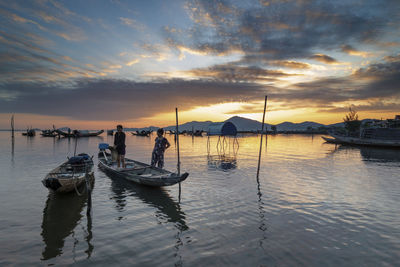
114, 125, 126, 169
151, 128, 170, 168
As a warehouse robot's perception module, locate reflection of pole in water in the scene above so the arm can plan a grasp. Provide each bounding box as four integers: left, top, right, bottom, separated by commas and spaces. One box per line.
256, 177, 268, 251
84, 214, 94, 258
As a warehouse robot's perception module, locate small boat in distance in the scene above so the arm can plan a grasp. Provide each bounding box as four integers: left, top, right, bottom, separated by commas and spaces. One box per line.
22, 128, 36, 136
107, 129, 114, 136
131, 130, 152, 137
98, 143, 189, 186
41, 129, 57, 137
42, 154, 94, 193
56, 128, 104, 137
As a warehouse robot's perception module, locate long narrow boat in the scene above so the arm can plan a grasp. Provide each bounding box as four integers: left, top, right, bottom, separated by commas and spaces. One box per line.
42, 154, 94, 193
98, 143, 189, 186
56, 129, 104, 137
322, 131, 400, 148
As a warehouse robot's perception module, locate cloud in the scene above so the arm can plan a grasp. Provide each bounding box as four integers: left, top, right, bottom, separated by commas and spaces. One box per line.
0, 79, 266, 120
120, 17, 145, 31
309, 54, 338, 64
166, 0, 399, 64
126, 59, 140, 66
180, 63, 298, 82
1, 56, 399, 121
341, 45, 371, 57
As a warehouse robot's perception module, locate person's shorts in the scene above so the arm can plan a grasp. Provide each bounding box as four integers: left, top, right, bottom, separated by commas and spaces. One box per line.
116, 146, 126, 155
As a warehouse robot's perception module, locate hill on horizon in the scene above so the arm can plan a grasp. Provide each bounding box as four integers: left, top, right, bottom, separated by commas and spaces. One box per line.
126, 115, 353, 132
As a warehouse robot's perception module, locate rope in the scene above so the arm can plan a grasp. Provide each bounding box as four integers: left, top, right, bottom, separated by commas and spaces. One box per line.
74, 176, 86, 196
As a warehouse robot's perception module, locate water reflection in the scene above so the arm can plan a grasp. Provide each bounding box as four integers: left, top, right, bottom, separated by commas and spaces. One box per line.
41, 192, 93, 261
360, 147, 400, 162
207, 136, 239, 170
109, 177, 188, 230
108, 177, 188, 265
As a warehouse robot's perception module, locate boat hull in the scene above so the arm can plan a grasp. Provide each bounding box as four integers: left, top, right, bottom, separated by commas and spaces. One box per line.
42, 157, 94, 193
322, 134, 400, 148
98, 154, 188, 187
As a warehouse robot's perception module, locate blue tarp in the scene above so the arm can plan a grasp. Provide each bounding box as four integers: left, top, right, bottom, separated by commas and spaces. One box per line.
208, 122, 237, 136
98, 143, 109, 150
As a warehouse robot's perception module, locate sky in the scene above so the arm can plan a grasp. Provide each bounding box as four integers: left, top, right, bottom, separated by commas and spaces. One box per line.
0, 0, 399, 129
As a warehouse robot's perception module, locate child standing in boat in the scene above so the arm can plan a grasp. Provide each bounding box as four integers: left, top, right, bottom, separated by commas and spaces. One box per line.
151, 128, 170, 168
114, 125, 126, 169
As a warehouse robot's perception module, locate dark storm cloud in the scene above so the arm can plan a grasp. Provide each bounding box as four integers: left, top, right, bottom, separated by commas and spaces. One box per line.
0, 79, 266, 120
1, 55, 399, 121
166, 0, 398, 62
183, 63, 298, 82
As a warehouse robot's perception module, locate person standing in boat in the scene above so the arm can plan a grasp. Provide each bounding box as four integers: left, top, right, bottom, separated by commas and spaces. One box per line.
114, 125, 126, 169
151, 128, 170, 168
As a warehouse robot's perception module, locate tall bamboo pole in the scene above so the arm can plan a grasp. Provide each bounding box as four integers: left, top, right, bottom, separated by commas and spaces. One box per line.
256, 96, 268, 179
11, 115, 14, 138
175, 108, 181, 175
175, 108, 181, 202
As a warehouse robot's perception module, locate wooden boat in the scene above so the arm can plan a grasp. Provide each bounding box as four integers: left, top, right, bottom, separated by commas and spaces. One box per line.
131, 130, 152, 137
322, 130, 400, 148
107, 129, 114, 136
42, 154, 94, 193
98, 143, 189, 186
22, 129, 36, 136
56, 129, 104, 137
41, 129, 57, 137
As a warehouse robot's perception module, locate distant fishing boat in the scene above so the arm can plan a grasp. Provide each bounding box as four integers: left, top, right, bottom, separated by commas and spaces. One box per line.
41, 129, 57, 137
107, 129, 114, 136
42, 154, 94, 193
323, 128, 400, 148
22, 129, 35, 136
131, 130, 152, 137
56, 129, 104, 137
98, 143, 189, 186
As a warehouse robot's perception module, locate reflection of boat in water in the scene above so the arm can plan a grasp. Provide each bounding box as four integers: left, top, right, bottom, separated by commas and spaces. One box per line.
109, 175, 188, 231
360, 147, 400, 162
207, 154, 237, 170
41, 192, 93, 260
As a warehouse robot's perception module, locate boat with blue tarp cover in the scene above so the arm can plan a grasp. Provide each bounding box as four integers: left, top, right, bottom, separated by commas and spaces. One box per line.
42, 154, 94, 193
98, 143, 189, 186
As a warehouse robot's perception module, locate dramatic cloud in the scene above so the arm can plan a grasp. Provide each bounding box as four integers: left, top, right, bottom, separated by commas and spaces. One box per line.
309, 54, 338, 64
0, 79, 266, 120
165, 0, 399, 63
181, 64, 298, 82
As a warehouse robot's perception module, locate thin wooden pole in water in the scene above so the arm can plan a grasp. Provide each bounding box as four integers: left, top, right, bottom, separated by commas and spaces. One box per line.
176, 108, 181, 175
175, 108, 181, 202
256, 96, 268, 179
11, 115, 14, 138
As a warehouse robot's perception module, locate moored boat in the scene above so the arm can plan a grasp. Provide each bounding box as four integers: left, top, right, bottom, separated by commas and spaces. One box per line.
56, 129, 104, 137
22, 129, 36, 136
42, 154, 94, 193
131, 130, 152, 137
322, 128, 400, 148
98, 143, 188, 186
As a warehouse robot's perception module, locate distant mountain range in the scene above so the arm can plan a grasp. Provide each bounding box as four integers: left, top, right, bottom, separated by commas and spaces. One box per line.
125, 116, 352, 132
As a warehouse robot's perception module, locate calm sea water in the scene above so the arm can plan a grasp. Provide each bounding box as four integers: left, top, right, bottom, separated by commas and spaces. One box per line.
0, 132, 399, 266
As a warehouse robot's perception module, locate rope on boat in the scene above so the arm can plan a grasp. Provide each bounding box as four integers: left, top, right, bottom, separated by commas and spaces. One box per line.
74, 177, 86, 196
